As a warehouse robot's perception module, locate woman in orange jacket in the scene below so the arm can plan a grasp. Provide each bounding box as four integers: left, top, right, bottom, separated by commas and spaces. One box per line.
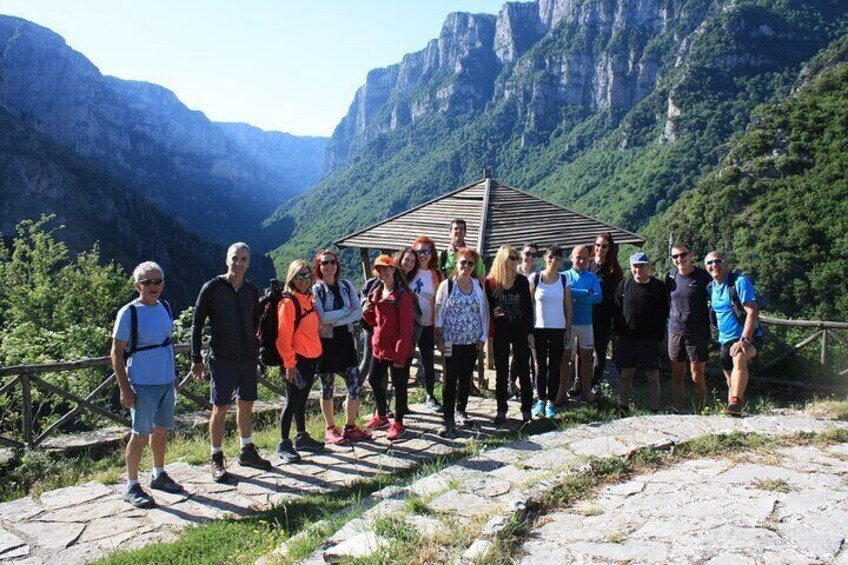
275, 260, 324, 463
363, 255, 415, 441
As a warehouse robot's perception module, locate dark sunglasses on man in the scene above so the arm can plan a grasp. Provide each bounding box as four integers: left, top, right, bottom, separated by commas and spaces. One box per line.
139, 278, 163, 287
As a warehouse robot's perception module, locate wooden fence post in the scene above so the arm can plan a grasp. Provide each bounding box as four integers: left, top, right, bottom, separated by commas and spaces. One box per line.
20, 372, 33, 447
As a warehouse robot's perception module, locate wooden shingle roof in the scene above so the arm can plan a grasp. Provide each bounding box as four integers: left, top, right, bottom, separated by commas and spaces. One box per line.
335, 176, 644, 257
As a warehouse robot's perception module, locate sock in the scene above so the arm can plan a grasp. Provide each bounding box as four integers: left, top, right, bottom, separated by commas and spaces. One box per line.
152, 467, 164, 478
127, 479, 140, 488
240, 436, 253, 447
344, 424, 354, 430
211, 446, 223, 455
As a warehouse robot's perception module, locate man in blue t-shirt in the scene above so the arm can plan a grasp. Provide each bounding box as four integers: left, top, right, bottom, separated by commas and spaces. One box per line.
560, 245, 602, 403
111, 261, 182, 508
705, 251, 762, 417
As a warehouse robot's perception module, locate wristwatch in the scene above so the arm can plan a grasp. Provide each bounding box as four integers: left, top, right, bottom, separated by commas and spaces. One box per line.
740, 337, 751, 344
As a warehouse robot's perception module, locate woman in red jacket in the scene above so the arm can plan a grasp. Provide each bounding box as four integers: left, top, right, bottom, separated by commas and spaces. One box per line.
363, 255, 415, 440
275, 259, 324, 463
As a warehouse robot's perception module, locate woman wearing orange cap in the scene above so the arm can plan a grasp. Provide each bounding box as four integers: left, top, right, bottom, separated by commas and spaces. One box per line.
363, 255, 415, 441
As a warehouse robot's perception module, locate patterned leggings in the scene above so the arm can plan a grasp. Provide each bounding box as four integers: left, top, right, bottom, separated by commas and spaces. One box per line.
318, 366, 366, 400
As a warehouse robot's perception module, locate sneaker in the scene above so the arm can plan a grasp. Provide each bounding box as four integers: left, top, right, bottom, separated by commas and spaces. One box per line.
343, 425, 372, 442
294, 432, 325, 452
493, 411, 507, 426
276, 439, 301, 463
238, 443, 272, 471
425, 395, 444, 414
324, 426, 348, 446
545, 401, 557, 418
456, 411, 470, 428
566, 382, 582, 400
149, 471, 183, 493
437, 422, 456, 438
365, 414, 390, 430
727, 397, 744, 417
532, 399, 545, 418
386, 421, 407, 441
123, 483, 155, 508
210, 451, 230, 483
617, 404, 630, 418
521, 410, 532, 424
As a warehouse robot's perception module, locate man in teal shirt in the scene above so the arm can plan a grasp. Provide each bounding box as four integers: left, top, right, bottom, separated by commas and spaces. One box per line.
439, 219, 486, 278
561, 245, 602, 402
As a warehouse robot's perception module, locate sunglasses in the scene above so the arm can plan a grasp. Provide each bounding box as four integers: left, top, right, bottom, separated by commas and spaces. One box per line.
546, 255, 563, 260
594, 243, 609, 249
705, 259, 723, 266
138, 278, 163, 287
414, 248, 432, 256
294, 272, 312, 281
458, 260, 475, 267
320, 259, 337, 266
522, 251, 537, 258
508, 255, 520, 262
671, 252, 689, 260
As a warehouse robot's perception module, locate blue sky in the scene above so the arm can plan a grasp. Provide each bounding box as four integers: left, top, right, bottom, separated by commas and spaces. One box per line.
2, 1, 506, 136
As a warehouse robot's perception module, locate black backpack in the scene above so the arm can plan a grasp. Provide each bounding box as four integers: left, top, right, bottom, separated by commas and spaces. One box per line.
707, 271, 748, 332
256, 280, 314, 367
529, 271, 568, 292
124, 300, 173, 361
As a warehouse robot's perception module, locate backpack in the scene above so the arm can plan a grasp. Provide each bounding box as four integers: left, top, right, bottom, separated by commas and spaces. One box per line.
315, 279, 355, 311
397, 286, 424, 344
256, 280, 315, 367
707, 271, 747, 332
529, 271, 568, 292
124, 300, 173, 361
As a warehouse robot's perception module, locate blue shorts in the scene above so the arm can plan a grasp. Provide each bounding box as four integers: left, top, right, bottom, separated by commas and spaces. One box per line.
209, 357, 258, 405
131, 383, 176, 435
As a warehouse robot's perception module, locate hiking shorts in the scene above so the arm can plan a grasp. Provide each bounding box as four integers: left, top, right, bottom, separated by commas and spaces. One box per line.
616, 339, 661, 371
720, 337, 763, 372
130, 383, 176, 435
209, 357, 258, 405
566, 324, 594, 350
668, 331, 710, 363
319, 366, 367, 401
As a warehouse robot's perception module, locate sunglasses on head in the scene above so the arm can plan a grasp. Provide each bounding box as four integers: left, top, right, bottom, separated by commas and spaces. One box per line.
458, 260, 475, 267
294, 272, 312, 281
138, 278, 163, 287
705, 259, 723, 266
320, 259, 337, 266
671, 252, 689, 260
415, 248, 432, 256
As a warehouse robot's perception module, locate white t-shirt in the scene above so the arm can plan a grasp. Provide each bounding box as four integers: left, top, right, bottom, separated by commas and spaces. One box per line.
533, 275, 567, 329
410, 269, 436, 326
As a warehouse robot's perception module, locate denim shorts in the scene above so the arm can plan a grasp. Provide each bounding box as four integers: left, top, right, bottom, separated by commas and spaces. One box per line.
131, 383, 176, 435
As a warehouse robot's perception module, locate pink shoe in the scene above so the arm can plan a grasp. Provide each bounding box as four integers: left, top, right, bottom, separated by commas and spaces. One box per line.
324, 426, 348, 445
343, 425, 372, 442
386, 421, 407, 441
365, 414, 390, 430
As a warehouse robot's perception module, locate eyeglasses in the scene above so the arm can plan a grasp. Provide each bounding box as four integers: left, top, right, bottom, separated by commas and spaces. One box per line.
458, 260, 475, 267
138, 278, 163, 287
320, 259, 337, 266
522, 251, 537, 258
705, 259, 723, 266
671, 253, 689, 260
294, 272, 312, 281
414, 248, 431, 256
594, 243, 609, 249
508, 255, 520, 262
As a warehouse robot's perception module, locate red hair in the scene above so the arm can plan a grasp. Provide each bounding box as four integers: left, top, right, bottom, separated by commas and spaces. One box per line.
412, 235, 439, 271
452, 247, 479, 277
313, 249, 342, 281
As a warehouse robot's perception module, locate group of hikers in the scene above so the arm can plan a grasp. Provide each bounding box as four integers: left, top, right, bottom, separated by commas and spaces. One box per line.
110, 219, 761, 508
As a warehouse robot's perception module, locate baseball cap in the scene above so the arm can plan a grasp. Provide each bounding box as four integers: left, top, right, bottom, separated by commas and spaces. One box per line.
629, 251, 650, 266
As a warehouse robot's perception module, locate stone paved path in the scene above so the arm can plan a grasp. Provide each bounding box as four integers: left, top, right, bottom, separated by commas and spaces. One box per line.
520, 442, 848, 563
0, 396, 515, 565
284, 414, 848, 564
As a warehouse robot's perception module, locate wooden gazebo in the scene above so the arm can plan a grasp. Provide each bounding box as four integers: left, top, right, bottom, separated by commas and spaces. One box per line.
336, 170, 645, 278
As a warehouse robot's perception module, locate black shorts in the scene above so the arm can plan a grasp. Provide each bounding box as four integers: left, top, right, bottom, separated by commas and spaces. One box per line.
616, 339, 661, 371
209, 356, 258, 405
668, 332, 709, 363
720, 337, 763, 372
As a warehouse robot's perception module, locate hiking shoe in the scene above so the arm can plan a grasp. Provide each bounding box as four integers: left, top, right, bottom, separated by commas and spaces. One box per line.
343, 425, 372, 442
365, 414, 390, 430
425, 395, 444, 414
386, 421, 407, 441
532, 399, 545, 418
521, 410, 532, 424
210, 451, 230, 483
294, 432, 325, 452
123, 483, 155, 508
493, 411, 507, 426
727, 397, 744, 417
566, 383, 582, 400
617, 404, 630, 418
437, 423, 456, 438
456, 411, 470, 428
238, 443, 272, 471
149, 471, 183, 493
276, 439, 301, 463
545, 401, 557, 418
325, 426, 348, 446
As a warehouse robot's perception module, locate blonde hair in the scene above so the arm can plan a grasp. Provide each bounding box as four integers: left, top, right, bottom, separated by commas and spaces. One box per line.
285, 259, 310, 291
488, 245, 517, 294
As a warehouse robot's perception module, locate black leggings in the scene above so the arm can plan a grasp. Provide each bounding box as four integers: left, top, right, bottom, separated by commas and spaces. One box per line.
417, 325, 437, 397
443, 344, 478, 424
535, 328, 565, 401
279, 357, 318, 440
494, 328, 532, 414
370, 358, 408, 423
592, 317, 612, 388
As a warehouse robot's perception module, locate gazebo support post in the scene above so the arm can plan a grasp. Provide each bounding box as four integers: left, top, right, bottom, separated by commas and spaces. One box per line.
360, 248, 372, 282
